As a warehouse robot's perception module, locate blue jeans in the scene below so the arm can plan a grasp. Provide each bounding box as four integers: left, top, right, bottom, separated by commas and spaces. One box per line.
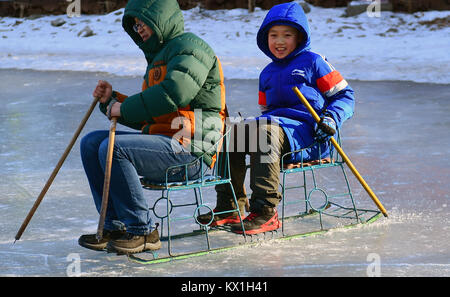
80, 130, 200, 235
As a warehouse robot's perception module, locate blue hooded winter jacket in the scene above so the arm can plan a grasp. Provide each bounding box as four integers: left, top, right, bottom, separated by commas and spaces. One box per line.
256, 2, 355, 162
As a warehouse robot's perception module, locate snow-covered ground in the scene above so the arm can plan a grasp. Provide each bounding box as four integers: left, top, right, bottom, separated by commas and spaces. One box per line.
0, 1, 449, 83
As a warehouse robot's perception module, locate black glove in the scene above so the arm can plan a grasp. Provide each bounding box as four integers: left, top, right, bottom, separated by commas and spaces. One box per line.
314, 114, 336, 143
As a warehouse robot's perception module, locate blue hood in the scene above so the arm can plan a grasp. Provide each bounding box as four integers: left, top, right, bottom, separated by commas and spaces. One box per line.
257, 2, 311, 62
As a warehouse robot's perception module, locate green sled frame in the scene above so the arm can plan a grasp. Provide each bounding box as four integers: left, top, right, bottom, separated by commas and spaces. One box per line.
127, 127, 383, 265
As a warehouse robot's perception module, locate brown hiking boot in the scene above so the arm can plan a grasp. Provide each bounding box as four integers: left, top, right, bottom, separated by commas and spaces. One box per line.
78, 229, 126, 251
108, 226, 161, 254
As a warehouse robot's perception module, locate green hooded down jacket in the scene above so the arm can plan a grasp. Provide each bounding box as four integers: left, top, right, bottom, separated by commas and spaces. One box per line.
101, 0, 226, 167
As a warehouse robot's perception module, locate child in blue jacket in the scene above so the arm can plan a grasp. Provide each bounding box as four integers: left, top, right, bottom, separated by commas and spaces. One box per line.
198, 2, 355, 234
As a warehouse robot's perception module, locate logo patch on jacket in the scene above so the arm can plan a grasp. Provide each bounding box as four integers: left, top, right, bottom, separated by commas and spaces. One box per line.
153, 67, 162, 81
291, 69, 306, 77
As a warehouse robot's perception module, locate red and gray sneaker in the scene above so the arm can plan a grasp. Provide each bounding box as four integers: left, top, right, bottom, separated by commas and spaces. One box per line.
196, 209, 244, 227
231, 207, 281, 235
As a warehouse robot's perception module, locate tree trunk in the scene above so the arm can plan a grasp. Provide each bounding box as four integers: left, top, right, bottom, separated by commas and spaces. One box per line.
248, 0, 255, 12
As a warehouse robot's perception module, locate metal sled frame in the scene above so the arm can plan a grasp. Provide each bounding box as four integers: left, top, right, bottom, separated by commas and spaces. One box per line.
280, 129, 380, 234
140, 125, 247, 257
127, 211, 382, 265
131, 128, 382, 265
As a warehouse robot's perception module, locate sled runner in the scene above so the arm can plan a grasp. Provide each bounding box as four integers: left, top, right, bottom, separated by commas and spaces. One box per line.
126, 208, 382, 265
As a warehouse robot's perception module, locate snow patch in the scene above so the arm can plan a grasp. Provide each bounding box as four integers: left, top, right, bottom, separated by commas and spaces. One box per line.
0, 4, 448, 83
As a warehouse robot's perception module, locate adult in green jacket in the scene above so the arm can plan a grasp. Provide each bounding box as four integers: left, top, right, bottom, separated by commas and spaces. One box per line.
78, 0, 226, 254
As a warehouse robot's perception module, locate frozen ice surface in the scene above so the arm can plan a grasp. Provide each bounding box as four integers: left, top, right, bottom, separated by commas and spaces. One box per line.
1, 70, 449, 276
0, 0, 449, 277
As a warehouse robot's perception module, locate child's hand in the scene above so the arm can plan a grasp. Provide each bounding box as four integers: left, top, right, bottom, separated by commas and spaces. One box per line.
93, 80, 113, 103
314, 115, 336, 142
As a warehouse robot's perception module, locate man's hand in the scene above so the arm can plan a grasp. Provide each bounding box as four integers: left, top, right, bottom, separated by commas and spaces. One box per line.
106, 98, 121, 119
314, 115, 336, 143
93, 80, 112, 104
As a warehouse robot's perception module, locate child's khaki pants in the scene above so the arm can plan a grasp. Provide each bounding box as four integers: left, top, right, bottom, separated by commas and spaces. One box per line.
215, 119, 291, 214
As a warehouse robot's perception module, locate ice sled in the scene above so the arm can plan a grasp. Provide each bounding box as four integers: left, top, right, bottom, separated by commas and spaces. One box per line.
124, 125, 382, 265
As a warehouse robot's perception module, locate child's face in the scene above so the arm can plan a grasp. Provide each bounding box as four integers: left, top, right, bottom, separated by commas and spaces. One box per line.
134, 17, 153, 42
268, 25, 302, 59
